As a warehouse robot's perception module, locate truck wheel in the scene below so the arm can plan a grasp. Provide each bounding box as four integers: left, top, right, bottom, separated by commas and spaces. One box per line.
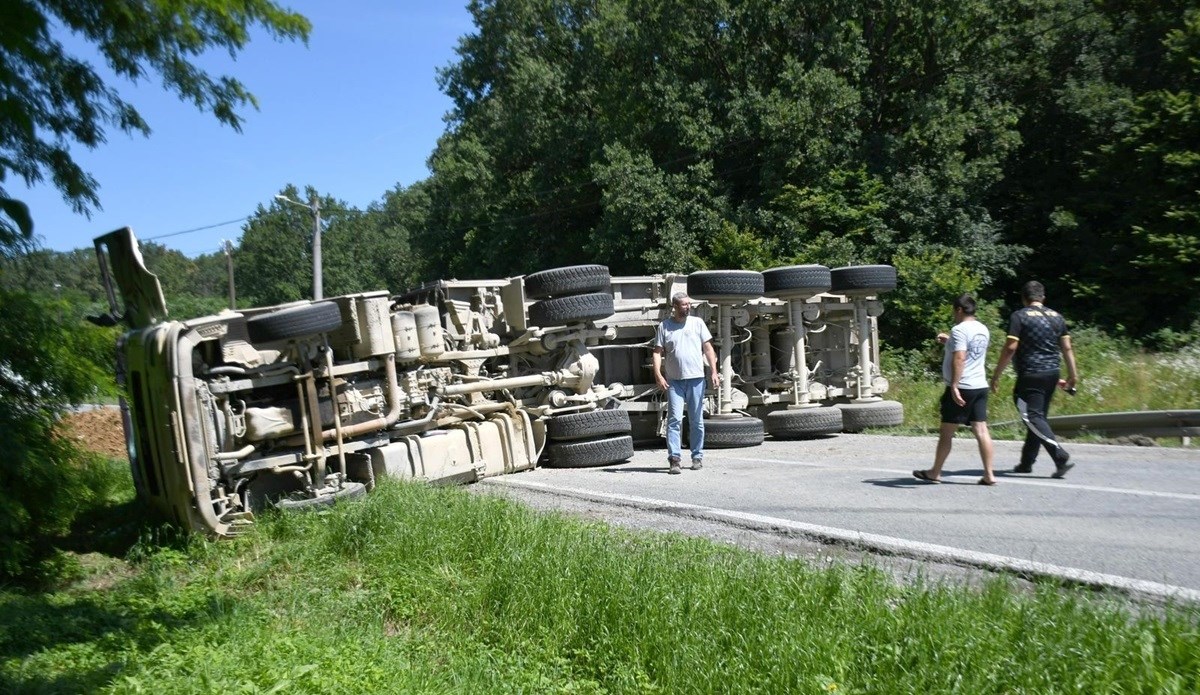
686, 270, 765, 301
829, 265, 897, 294
763, 265, 831, 298
545, 435, 634, 468
702, 415, 765, 448
528, 292, 614, 326
246, 302, 342, 343
276, 481, 368, 510
524, 264, 611, 299
766, 407, 843, 439
837, 400, 904, 432
547, 408, 631, 441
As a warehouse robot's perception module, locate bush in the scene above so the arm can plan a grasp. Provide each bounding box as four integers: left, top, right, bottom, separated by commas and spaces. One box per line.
883, 248, 998, 352
0, 290, 120, 583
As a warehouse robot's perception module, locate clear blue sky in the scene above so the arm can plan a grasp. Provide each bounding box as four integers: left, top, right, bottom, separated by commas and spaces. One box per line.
16, 2, 475, 258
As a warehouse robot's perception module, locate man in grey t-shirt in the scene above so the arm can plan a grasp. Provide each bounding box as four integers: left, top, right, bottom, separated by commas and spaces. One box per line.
653, 292, 719, 475
913, 294, 997, 485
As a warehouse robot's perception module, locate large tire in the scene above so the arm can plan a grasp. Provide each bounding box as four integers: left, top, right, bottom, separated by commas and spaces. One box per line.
829, 265, 897, 295
528, 292, 614, 326
547, 408, 632, 441
524, 265, 611, 299
246, 302, 342, 343
837, 400, 904, 432
766, 407, 843, 439
686, 271, 765, 301
763, 265, 831, 298
545, 435, 634, 468
703, 415, 765, 449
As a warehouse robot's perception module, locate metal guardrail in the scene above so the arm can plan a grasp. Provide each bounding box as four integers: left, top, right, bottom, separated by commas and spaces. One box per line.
1045, 410, 1200, 440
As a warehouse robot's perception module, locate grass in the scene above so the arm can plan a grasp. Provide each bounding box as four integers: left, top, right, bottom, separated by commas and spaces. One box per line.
5, 330, 1199, 692
3, 470, 1199, 694
885, 327, 1200, 439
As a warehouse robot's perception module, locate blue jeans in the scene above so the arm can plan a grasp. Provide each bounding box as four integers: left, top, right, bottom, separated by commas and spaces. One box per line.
666, 377, 706, 461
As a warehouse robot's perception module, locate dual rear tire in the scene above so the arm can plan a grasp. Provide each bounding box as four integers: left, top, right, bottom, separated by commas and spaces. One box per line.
544, 408, 634, 468
525, 265, 615, 326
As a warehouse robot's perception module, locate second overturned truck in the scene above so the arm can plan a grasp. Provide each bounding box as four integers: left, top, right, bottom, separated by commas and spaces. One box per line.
96, 228, 902, 536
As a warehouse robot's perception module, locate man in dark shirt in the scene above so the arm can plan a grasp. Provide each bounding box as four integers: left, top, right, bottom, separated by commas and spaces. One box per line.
990, 281, 1080, 478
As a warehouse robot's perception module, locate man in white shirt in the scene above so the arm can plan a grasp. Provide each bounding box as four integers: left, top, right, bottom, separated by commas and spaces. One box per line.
913, 294, 997, 485
653, 292, 720, 475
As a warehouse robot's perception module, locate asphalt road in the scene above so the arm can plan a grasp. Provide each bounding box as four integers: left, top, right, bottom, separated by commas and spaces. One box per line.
479, 433, 1200, 603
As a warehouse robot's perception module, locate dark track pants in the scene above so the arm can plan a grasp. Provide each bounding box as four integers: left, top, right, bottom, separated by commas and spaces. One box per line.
1013, 370, 1067, 465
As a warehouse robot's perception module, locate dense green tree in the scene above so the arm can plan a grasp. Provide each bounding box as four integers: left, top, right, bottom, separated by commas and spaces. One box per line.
0, 287, 119, 580
420, 0, 1032, 348
235, 186, 397, 306
191, 249, 235, 306
987, 0, 1199, 335
12, 0, 1200, 353
1068, 7, 1200, 336
419, 0, 1200, 341
0, 0, 310, 245
0, 247, 105, 306
322, 206, 391, 298
426, 0, 1024, 280
369, 181, 432, 290
235, 186, 321, 306
134, 242, 229, 319
0, 0, 310, 582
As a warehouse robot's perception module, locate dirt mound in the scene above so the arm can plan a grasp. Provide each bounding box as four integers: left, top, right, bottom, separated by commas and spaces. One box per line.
61, 408, 128, 460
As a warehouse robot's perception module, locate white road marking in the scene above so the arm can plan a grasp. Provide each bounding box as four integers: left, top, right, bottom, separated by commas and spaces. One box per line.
486, 477, 1200, 604
730, 456, 1200, 502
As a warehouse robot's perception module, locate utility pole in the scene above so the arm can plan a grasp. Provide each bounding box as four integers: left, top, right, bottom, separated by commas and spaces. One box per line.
275, 193, 324, 300
223, 239, 236, 309
310, 196, 322, 300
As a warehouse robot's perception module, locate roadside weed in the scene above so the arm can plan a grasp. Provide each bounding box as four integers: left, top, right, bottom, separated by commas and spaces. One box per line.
3, 481, 1197, 693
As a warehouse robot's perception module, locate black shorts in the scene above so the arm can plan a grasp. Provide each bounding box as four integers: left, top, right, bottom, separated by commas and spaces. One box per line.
940, 386, 989, 425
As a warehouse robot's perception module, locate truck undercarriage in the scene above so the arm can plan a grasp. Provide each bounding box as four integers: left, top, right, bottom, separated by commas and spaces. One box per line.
95, 228, 901, 536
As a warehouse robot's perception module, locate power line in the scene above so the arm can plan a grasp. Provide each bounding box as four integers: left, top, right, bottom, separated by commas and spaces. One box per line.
144, 216, 250, 241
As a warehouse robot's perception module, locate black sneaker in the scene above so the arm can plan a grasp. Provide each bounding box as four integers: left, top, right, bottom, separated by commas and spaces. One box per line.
668, 457, 682, 475
1012, 463, 1034, 474
1051, 450, 1073, 479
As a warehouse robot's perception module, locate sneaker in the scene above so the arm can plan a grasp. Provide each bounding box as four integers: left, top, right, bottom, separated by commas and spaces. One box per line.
668, 457, 682, 475
1051, 450, 1073, 479
1012, 463, 1034, 474
691, 458, 703, 470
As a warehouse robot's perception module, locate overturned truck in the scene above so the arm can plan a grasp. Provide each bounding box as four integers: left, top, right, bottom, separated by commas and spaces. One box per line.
95, 228, 902, 536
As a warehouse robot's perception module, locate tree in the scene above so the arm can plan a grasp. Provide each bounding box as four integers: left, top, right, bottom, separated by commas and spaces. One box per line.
1068, 8, 1200, 336
136, 242, 230, 319
235, 186, 393, 305
0, 0, 310, 582
985, 0, 1200, 336
0, 287, 120, 581
0, 0, 310, 244
235, 186, 319, 306
424, 0, 1026, 284
366, 181, 432, 290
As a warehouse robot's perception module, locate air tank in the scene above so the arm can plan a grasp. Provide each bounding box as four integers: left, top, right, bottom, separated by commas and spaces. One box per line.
352, 296, 396, 358
391, 311, 420, 362
413, 305, 445, 358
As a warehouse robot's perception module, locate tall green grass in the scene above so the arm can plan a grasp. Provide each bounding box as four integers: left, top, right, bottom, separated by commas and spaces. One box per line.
885, 327, 1200, 436
4, 480, 1198, 693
